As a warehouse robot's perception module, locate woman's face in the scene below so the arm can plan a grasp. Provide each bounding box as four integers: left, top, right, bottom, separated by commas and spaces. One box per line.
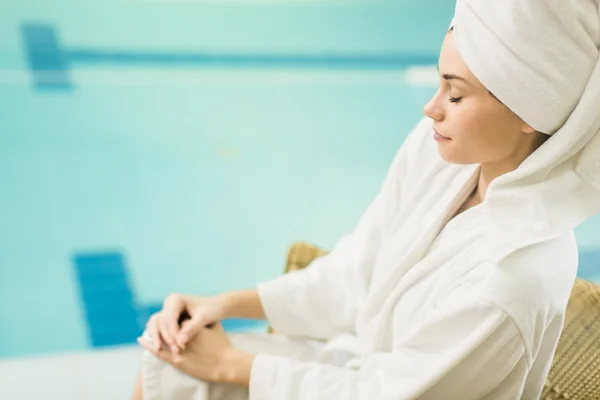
423, 30, 538, 166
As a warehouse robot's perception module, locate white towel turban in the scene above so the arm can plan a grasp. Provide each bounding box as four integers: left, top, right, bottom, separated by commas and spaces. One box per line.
449, 0, 600, 135
448, 0, 600, 259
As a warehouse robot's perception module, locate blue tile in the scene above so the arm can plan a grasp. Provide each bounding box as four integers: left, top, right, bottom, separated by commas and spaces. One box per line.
586, 275, 600, 285
146, 304, 162, 317
73, 251, 142, 348
78, 278, 132, 293
578, 250, 600, 280
74, 253, 129, 275
82, 294, 138, 317
20, 23, 72, 90
221, 318, 268, 333
21, 21, 436, 92
69, 49, 437, 69
90, 326, 145, 348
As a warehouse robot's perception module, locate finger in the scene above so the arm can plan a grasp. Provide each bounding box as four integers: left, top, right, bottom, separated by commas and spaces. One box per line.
176, 314, 205, 348
157, 314, 179, 354
137, 336, 154, 353
138, 337, 176, 363
177, 319, 202, 342
179, 319, 193, 331
164, 297, 185, 351
138, 336, 164, 356
146, 315, 162, 352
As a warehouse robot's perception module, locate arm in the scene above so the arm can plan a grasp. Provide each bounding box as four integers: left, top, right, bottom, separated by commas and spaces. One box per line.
217, 289, 267, 320
248, 296, 529, 400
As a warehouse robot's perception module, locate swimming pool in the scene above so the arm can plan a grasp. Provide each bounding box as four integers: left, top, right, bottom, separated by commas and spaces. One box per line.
1, 0, 599, 360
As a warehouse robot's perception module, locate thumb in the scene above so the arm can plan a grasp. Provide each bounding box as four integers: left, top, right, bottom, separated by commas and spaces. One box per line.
176, 313, 206, 347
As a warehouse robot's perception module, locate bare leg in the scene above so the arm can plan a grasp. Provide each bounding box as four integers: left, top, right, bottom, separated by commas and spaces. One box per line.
131, 368, 143, 400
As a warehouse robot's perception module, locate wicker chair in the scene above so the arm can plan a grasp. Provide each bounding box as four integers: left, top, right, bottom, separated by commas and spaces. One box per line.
273, 242, 600, 400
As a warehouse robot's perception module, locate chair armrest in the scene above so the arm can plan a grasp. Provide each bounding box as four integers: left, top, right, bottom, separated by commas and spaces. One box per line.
284, 241, 329, 274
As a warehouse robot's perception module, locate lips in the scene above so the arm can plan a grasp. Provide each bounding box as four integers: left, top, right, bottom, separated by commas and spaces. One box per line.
433, 129, 450, 139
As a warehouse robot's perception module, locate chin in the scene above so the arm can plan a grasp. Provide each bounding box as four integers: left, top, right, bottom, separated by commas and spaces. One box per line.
436, 146, 473, 165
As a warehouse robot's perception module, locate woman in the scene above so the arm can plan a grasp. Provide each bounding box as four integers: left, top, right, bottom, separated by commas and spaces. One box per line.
133, 0, 600, 398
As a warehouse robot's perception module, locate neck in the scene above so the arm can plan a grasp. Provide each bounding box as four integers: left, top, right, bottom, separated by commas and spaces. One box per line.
475, 136, 547, 202
473, 163, 517, 202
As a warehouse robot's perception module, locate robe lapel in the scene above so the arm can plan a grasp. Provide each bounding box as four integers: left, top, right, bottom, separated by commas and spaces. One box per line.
358, 164, 481, 339
366, 164, 481, 307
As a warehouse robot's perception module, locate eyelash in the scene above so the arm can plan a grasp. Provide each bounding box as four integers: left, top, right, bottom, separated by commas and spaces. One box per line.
449, 96, 463, 104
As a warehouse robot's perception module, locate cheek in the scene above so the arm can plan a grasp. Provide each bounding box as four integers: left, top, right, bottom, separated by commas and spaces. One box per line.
476, 127, 515, 161
441, 105, 514, 163
456, 108, 494, 147
477, 109, 523, 156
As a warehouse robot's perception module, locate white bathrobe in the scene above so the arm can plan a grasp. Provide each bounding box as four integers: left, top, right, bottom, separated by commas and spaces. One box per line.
142, 0, 600, 397
248, 118, 581, 400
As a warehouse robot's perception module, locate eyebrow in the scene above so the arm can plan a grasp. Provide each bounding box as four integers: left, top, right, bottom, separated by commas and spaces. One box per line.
437, 63, 469, 84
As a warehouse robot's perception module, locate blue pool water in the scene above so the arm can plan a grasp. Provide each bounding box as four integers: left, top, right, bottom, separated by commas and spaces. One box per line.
1, 1, 599, 359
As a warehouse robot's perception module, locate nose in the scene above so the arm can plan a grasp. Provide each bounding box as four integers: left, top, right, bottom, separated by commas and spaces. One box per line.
423, 89, 444, 121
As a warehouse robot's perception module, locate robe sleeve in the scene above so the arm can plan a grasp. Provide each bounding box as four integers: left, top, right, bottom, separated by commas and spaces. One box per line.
249, 296, 530, 400
256, 118, 428, 340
